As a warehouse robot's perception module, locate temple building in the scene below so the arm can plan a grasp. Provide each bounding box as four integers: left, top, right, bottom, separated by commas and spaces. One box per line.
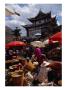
23, 10, 61, 38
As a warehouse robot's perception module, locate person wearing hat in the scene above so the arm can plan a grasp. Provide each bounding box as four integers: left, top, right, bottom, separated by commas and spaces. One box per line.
36, 61, 50, 83
32, 60, 50, 86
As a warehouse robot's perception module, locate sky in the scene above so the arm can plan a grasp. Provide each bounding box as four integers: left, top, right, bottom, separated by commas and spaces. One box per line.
5, 4, 62, 36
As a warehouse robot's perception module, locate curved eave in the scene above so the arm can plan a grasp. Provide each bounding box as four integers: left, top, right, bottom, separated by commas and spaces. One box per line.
27, 18, 35, 23
22, 25, 28, 29
27, 11, 51, 22
22, 24, 34, 29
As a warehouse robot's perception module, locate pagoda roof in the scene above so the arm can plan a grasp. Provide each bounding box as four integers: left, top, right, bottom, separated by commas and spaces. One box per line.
23, 24, 34, 29
28, 10, 51, 22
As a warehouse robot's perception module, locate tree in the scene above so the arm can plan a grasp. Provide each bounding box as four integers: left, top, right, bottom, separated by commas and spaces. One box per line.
12, 27, 21, 40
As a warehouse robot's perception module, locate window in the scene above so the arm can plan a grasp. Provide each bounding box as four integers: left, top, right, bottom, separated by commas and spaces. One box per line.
39, 20, 41, 23
36, 19, 45, 25
41, 20, 44, 23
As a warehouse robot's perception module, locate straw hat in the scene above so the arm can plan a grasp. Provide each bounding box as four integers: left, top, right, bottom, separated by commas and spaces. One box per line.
31, 41, 45, 48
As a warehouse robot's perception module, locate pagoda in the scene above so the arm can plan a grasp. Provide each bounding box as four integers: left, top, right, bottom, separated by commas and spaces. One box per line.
23, 10, 61, 38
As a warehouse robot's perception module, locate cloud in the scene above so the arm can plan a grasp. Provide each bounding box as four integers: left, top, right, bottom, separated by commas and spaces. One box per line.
6, 19, 25, 29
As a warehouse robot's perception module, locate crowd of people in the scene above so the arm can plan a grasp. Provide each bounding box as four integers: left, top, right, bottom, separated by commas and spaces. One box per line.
5, 40, 62, 86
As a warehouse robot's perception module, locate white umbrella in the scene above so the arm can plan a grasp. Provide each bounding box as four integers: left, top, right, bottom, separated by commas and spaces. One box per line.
43, 39, 49, 45
31, 41, 45, 48
5, 8, 20, 16
5, 8, 15, 16
34, 33, 41, 36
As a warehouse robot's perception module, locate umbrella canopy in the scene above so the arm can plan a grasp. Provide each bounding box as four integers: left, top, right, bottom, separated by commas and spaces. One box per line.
34, 33, 41, 36
46, 61, 62, 71
31, 41, 45, 48
49, 32, 62, 44
6, 41, 26, 48
5, 8, 15, 16
43, 39, 49, 45
5, 8, 20, 16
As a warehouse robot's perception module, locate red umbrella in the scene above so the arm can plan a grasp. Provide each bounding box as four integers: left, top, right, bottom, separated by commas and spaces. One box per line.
6, 41, 26, 48
49, 32, 62, 44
